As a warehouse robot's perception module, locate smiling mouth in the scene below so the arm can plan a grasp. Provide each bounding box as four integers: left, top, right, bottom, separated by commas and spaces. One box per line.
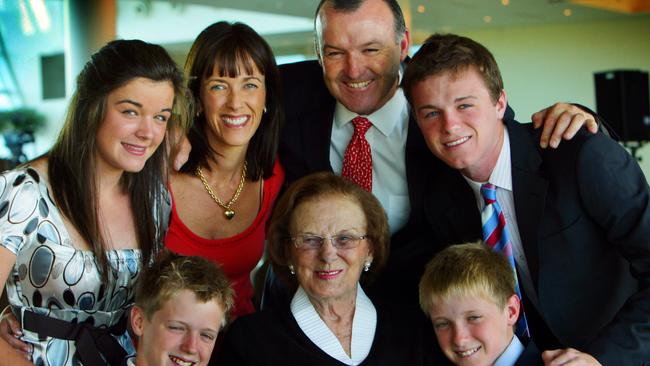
315, 269, 343, 279
122, 143, 146, 156
169, 355, 196, 366
444, 136, 470, 148
345, 80, 372, 89
222, 115, 249, 127
455, 345, 481, 358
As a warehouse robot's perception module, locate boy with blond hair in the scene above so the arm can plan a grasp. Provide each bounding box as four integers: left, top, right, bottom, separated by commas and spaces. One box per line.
420, 242, 599, 366
129, 252, 234, 366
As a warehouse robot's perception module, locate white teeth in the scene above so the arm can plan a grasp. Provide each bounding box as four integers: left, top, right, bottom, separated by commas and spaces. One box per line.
169, 355, 195, 366
347, 80, 371, 89
445, 136, 470, 147
456, 346, 480, 357
222, 116, 248, 126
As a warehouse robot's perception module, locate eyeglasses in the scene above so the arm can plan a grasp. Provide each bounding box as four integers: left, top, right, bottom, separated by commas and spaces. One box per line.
291, 233, 367, 250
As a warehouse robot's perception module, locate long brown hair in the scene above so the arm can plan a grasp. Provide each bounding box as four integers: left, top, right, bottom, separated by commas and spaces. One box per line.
47, 39, 188, 281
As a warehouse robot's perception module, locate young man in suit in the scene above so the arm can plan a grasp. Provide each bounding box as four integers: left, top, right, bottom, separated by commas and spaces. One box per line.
403, 33, 650, 364
269, 0, 600, 309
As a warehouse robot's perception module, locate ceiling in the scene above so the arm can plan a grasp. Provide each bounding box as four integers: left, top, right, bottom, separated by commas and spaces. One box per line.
157, 0, 648, 55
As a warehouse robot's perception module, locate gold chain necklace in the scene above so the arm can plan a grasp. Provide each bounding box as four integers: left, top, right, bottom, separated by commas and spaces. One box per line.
195, 161, 247, 220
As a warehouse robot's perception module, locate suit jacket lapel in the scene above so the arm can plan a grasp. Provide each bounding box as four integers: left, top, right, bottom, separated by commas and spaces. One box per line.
426, 163, 483, 245
300, 87, 336, 172
507, 120, 548, 288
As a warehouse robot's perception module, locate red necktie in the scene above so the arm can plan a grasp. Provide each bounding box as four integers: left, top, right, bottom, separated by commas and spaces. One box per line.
342, 116, 372, 192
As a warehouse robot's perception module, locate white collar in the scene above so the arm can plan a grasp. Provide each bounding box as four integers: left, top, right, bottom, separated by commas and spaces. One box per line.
493, 335, 525, 366
464, 125, 513, 192
291, 285, 377, 365
333, 87, 408, 138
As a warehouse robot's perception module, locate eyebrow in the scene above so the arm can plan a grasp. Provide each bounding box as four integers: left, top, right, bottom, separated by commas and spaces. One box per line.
115, 99, 172, 113
455, 95, 477, 102
116, 99, 142, 107
416, 95, 478, 111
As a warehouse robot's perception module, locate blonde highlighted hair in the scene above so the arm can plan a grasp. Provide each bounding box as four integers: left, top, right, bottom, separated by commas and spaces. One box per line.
135, 252, 234, 328
419, 241, 515, 314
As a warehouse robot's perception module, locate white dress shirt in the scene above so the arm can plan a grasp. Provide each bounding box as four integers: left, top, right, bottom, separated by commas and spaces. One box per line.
291, 285, 377, 365
494, 335, 525, 366
463, 128, 539, 306
330, 88, 410, 235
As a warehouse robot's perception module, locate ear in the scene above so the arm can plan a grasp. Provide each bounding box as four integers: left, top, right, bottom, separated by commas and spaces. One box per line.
399, 29, 410, 62
496, 89, 507, 120
505, 294, 521, 327
366, 238, 375, 259
130, 305, 146, 337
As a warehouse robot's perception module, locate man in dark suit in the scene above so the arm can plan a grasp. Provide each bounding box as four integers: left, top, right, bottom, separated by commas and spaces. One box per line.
403, 33, 650, 364
270, 0, 600, 308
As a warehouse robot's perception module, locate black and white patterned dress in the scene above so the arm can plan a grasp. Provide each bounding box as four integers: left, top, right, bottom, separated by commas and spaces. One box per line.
0, 167, 140, 365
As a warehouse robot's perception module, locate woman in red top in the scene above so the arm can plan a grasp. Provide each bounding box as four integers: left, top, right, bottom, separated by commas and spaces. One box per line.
166, 21, 284, 320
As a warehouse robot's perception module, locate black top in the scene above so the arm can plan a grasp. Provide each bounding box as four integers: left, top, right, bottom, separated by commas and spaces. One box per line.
218, 299, 442, 366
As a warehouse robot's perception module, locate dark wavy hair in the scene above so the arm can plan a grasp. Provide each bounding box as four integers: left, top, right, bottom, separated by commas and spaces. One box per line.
47, 39, 188, 281
181, 21, 282, 181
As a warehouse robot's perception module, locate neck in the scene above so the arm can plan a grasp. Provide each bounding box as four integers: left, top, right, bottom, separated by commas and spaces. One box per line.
95, 161, 125, 197
308, 289, 357, 325
203, 148, 247, 184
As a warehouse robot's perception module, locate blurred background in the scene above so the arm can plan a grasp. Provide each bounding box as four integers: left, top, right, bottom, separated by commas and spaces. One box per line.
1, 0, 649, 173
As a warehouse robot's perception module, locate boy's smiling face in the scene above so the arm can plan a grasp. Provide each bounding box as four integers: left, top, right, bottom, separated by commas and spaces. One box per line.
428, 293, 519, 366
131, 289, 225, 366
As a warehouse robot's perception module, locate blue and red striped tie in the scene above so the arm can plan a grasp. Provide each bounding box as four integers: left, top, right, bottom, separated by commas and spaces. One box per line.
480, 183, 530, 339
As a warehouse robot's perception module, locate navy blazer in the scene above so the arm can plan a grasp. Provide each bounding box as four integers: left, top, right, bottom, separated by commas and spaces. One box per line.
423, 119, 650, 364
277, 60, 438, 306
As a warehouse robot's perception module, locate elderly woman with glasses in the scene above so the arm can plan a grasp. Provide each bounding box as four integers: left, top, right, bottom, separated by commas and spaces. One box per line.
218, 172, 433, 365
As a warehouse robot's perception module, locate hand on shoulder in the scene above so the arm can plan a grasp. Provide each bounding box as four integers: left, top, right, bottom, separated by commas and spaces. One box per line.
541, 348, 602, 366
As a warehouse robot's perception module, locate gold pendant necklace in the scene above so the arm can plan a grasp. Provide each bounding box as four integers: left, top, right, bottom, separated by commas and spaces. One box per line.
195, 161, 247, 220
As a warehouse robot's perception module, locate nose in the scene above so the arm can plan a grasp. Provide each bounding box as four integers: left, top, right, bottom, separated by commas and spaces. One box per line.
451, 325, 470, 346
180, 332, 199, 354
318, 239, 338, 263
344, 54, 362, 80
226, 88, 243, 110
135, 117, 154, 140
441, 112, 460, 134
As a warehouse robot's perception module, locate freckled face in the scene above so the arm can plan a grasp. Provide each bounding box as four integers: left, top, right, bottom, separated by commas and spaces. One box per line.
95, 77, 173, 175
289, 195, 373, 304
199, 60, 266, 151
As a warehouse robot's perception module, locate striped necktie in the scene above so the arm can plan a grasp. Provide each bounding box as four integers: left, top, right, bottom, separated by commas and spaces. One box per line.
480, 183, 530, 339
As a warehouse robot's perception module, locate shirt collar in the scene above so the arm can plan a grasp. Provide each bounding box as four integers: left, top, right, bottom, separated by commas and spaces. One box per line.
463, 125, 513, 192
494, 335, 525, 366
333, 87, 408, 138
291, 284, 377, 365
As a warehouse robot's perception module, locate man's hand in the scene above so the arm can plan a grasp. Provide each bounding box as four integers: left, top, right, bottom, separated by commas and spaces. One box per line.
542, 348, 602, 366
173, 136, 192, 172
532, 103, 598, 148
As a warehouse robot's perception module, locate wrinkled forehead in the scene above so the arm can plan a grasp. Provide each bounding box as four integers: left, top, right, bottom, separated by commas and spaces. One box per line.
290, 193, 365, 231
